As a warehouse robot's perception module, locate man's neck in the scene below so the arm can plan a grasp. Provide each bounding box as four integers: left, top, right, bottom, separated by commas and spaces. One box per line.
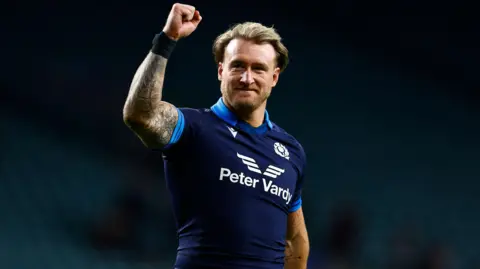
241, 108, 265, 128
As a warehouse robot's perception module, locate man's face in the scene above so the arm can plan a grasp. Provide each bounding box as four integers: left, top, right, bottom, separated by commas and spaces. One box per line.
218, 39, 280, 113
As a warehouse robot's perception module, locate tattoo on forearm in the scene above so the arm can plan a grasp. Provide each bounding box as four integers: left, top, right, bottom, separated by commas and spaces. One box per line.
124, 52, 178, 147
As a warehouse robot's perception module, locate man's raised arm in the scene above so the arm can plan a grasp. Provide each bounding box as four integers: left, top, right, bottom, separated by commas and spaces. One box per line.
123, 3, 202, 148
123, 52, 175, 148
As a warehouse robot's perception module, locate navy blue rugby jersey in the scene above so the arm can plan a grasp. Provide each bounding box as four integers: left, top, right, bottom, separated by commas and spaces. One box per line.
161, 97, 307, 269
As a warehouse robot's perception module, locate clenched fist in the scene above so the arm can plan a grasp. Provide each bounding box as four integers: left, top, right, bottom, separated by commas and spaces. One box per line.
163, 3, 202, 41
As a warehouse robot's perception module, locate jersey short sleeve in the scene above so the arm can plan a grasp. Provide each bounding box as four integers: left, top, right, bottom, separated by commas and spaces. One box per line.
161, 107, 202, 152
289, 173, 304, 213
288, 143, 307, 213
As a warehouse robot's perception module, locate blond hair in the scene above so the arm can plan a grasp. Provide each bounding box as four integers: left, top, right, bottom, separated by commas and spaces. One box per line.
213, 22, 289, 72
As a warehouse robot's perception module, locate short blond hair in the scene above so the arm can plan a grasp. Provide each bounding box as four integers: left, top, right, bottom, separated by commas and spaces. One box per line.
213, 22, 289, 72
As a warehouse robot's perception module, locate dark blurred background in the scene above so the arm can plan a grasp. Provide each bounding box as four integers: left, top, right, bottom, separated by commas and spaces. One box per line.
2, 0, 479, 268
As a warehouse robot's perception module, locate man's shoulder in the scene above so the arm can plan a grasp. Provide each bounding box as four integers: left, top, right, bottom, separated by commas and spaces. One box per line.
160, 106, 213, 152
270, 122, 304, 148
177, 106, 215, 121
269, 121, 306, 161
178, 106, 211, 115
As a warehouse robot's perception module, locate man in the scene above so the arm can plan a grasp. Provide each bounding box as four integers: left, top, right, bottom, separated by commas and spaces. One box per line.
123, 3, 309, 269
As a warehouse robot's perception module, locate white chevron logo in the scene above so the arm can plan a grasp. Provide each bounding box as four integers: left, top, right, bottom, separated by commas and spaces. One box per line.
227, 126, 237, 138
236, 153, 285, 179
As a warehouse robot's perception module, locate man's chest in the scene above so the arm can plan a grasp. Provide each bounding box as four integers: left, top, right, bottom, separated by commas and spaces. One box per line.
192, 123, 300, 208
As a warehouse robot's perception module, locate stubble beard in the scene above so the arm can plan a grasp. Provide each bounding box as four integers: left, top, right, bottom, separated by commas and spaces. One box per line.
221, 84, 270, 115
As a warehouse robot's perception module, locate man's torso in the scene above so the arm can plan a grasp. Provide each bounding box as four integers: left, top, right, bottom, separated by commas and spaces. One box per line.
161, 105, 305, 269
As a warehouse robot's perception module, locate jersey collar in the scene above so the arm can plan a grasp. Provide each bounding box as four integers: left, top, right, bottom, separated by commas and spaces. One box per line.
211, 97, 273, 129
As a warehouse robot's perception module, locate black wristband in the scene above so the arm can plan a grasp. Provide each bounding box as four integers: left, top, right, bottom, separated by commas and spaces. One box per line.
151, 32, 177, 59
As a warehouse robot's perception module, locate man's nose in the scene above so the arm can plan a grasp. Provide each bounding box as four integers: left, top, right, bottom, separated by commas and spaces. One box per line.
240, 70, 254, 84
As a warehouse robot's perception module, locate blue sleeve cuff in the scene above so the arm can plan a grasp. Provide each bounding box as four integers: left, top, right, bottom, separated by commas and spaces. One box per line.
289, 197, 302, 213
166, 108, 185, 145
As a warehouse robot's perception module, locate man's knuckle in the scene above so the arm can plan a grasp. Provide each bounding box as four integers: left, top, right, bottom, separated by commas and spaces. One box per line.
172, 3, 182, 11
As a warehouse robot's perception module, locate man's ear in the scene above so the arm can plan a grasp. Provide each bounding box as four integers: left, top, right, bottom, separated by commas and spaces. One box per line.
272, 67, 280, 87
218, 62, 224, 81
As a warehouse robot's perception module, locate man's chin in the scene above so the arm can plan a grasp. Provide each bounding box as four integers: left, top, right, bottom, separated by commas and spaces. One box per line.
231, 98, 257, 111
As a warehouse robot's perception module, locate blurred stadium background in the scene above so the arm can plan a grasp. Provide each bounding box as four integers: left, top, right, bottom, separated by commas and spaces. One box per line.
2, 0, 479, 268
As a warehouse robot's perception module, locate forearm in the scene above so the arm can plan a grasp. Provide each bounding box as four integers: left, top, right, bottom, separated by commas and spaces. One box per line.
285, 208, 309, 269
123, 3, 200, 148
125, 52, 168, 118
284, 235, 309, 269
123, 52, 177, 147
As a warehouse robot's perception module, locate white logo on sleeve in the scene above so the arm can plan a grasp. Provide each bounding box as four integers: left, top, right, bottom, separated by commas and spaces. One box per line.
218, 153, 292, 204
274, 142, 290, 160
